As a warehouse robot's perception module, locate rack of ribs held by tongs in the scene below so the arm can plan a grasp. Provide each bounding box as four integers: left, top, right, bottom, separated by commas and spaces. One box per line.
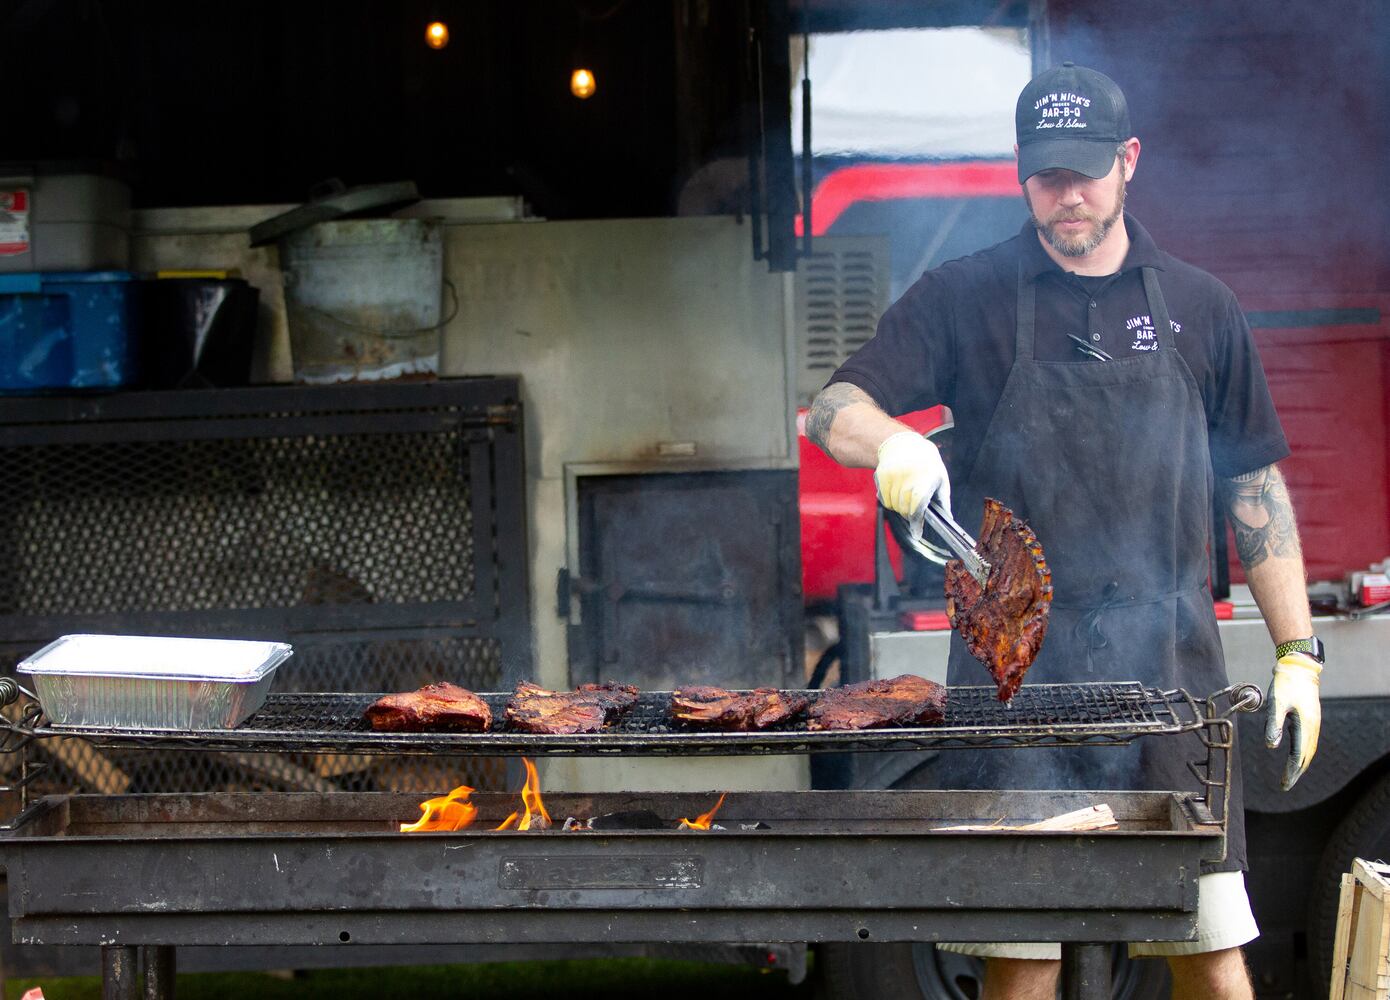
908, 497, 1053, 703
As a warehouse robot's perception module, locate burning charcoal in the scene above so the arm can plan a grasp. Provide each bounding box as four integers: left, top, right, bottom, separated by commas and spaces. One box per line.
562, 817, 586, 831
588, 809, 667, 831
400, 784, 478, 833
493, 758, 551, 831
678, 792, 727, 830
739, 822, 772, 831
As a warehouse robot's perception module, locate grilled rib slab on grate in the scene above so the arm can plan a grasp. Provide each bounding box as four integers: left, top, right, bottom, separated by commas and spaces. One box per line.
806, 674, 947, 731
945, 497, 1053, 703
670, 686, 810, 731
505, 682, 641, 735
364, 682, 492, 732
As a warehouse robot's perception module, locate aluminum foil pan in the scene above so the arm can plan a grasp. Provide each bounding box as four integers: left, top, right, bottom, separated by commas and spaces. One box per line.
18, 634, 293, 731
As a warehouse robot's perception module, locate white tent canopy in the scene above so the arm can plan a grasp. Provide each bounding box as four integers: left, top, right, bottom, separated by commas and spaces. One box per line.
792, 27, 1032, 159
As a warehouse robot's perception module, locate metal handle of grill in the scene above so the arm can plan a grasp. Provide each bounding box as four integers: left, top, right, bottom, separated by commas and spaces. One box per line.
1211, 682, 1265, 718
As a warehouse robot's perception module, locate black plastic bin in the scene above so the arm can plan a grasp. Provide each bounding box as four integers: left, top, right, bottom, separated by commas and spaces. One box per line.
140, 277, 258, 388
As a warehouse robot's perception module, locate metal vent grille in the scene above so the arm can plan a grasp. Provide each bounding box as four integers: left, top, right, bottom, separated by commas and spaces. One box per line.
0, 381, 531, 797
795, 235, 891, 406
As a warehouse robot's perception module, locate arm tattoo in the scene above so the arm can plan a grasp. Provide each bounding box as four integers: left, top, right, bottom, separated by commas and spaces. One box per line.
1222, 464, 1303, 571
806, 382, 875, 450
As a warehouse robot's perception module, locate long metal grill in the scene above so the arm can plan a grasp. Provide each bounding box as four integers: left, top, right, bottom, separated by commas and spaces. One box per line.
0, 381, 531, 798
22, 682, 1208, 756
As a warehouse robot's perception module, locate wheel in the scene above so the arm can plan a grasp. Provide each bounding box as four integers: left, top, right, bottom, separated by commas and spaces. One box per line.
814, 942, 1169, 1000
1309, 770, 1390, 993
814, 942, 1169, 999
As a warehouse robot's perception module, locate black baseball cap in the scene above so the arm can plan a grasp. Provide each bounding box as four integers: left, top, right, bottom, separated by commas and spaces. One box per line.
1015, 62, 1132, 183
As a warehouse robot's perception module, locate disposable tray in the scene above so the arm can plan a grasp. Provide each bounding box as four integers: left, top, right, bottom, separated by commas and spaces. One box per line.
17, 634, 292, 731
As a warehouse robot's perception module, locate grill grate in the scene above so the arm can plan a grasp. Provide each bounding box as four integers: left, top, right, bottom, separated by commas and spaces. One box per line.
23, 683, 1206, 757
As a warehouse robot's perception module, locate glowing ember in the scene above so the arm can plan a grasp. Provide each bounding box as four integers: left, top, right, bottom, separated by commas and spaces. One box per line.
494, 758, 552, 831
678, 792, 727, 830
400, 784, 477, 833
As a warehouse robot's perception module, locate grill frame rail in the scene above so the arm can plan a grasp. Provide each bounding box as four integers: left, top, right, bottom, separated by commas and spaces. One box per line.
0, 680, 1252, 755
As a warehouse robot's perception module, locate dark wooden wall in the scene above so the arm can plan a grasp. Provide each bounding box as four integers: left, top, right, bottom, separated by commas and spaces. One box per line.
1048, 0, 1390, 581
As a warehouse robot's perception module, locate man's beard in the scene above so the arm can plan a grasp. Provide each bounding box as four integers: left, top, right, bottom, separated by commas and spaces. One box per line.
1025, 173, 1126, 258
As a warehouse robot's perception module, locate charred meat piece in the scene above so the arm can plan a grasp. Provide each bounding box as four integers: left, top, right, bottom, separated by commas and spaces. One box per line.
806, 674, 947, 731
505, 681, 640, 735
576, 682, 640, 715
364, 682, 492, 732
945, 497, 1053, 703
670, 686, 809, 731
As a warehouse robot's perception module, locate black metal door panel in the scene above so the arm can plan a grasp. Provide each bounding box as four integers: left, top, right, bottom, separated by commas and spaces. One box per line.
573, 470, 801, 690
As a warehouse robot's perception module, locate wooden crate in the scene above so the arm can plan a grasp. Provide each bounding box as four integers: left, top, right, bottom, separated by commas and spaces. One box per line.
1331, 859, 1390, 1000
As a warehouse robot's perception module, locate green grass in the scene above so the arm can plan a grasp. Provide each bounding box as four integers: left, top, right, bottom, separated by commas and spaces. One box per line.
4, 958, 816, 1000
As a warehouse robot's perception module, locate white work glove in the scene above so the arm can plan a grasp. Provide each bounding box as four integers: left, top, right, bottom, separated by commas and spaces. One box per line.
874, 431, 952, 533
1265, 652, 1322, 791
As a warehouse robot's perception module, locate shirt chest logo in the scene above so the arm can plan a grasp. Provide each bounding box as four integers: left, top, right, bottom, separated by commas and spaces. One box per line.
1122, 313, 1181, 353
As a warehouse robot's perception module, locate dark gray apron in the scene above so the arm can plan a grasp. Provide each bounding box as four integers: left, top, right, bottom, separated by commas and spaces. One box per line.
936, 261, 1244, 874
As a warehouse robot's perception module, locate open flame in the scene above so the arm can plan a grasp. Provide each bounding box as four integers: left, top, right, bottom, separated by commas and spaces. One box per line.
494, 758, 552, 831
403, 765, 723, 834
400, 783, 478, 833
678, 792, 727, 830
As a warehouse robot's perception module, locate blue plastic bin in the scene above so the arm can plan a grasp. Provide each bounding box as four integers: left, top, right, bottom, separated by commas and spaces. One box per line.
0, 271, 140, 392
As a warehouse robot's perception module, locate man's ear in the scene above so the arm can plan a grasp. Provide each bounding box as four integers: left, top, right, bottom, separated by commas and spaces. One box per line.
1123, 137, 1141, 181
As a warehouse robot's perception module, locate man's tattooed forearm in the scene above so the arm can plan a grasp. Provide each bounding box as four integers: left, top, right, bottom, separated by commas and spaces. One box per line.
806, 383, 871, 450
1223, 464, 1303, 571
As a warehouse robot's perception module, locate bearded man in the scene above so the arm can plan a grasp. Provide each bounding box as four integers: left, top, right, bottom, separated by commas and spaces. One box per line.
805, 63, 1322, 1000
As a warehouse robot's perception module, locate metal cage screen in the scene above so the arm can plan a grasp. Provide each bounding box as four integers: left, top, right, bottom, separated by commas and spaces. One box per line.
0, 381, 530, 799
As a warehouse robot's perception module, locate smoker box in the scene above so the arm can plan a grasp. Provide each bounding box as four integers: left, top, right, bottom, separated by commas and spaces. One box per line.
17, 634, 292, 731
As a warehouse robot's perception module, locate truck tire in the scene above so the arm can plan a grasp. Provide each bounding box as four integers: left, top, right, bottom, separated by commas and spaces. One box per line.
1309, 770, 1390, 992
814, 942, 1169, 999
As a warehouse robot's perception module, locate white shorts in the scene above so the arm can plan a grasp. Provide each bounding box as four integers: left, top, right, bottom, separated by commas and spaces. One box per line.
938, 870, 1260, 960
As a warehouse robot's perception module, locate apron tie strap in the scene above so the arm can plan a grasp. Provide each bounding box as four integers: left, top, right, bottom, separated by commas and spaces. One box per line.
1073, 581, 1121, 665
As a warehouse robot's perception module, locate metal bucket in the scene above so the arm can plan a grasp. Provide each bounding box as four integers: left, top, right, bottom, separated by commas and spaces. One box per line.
280, 218, 448, 384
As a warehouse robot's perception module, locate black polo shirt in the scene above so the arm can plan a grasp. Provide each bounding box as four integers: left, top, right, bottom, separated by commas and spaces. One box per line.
828, 213, 1289, 481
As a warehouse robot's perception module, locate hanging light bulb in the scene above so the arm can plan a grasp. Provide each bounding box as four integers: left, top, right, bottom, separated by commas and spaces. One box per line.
570, 67, 596, 99
425, 21, 449, 49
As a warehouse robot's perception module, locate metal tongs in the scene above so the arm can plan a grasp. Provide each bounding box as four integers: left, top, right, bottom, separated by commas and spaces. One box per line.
906, 497, 991, 585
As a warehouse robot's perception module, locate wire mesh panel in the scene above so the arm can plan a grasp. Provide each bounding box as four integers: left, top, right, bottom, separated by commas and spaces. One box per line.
0, 381, 530, 796
1, 434, 474, 615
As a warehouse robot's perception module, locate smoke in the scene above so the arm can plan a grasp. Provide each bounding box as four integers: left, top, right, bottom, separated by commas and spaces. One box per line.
1046, 1, 1387, 297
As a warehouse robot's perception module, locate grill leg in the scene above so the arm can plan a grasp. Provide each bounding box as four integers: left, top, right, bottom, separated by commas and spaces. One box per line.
101, 945, 140, 1000
143, 945, 176, 1000
1060, 942, 1111, 1000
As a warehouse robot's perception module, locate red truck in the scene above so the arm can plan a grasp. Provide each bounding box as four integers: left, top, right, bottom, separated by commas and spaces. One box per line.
795, 154, 1390, 999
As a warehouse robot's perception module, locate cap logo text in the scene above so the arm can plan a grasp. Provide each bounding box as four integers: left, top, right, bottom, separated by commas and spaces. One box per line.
1032, 92, 1092, 131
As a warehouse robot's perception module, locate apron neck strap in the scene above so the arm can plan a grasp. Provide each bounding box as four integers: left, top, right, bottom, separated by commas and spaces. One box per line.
1016, 259, 1037, 358
1141, 266, 1173, 350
